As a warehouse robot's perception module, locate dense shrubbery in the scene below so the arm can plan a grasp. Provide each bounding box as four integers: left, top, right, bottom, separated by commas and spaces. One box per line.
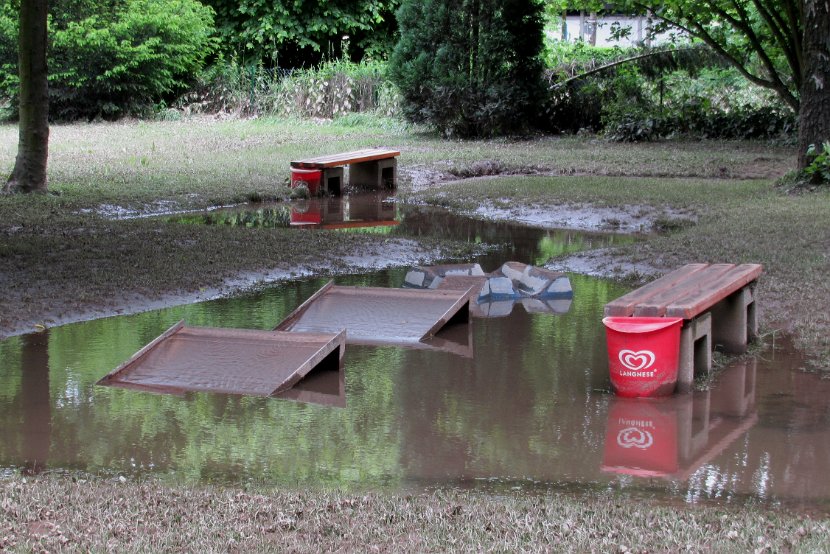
0, 0, 796, 139
181, 59, 397, 119
545, 42, 795, 141
0, 0, 216, 120
389, 0, 547, 138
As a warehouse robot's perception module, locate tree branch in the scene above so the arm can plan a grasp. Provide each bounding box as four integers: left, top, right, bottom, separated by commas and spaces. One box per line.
645, 1, 800, 110
551, 47, 696, 88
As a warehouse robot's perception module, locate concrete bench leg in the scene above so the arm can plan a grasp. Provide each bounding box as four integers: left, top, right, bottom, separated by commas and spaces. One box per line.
677, 312, 712, 393
711, 283, 757, 353
349, 158, 397, 189
322, 167, 344, 196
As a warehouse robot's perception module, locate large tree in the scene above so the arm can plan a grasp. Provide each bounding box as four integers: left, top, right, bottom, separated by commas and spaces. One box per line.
4, 0, 49, 194
390, 0, 547, 137
616, 0, 829, 170
204, 0, 399, 67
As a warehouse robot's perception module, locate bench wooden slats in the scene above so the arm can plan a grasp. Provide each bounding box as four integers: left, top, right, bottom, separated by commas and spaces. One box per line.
290, 148, 400, 169
632, 264, 736, 317
605, 263, 762, 319
663, 264, 763, 319
604, 263, 708, 317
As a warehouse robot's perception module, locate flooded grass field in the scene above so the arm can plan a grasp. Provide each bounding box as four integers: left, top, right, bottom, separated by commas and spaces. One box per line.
2, 197, 829, 516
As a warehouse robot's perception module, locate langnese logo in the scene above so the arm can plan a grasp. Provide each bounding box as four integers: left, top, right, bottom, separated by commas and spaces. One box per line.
616, 426, 654, 450
618, 349, 656, 371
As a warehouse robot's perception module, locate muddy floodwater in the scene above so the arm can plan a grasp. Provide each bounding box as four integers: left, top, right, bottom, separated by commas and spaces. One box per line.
2, 195, 829, 516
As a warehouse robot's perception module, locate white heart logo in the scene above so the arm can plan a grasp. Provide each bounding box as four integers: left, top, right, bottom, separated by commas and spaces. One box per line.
617, 427, 654, 449
618, 349, 655, 371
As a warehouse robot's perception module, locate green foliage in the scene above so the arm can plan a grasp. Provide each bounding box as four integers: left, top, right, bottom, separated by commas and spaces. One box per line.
184, 59, 397, 119
804, 141, 830, 184
203, 0, 399, 67
0, 2, 18, 109
544, 42, 795, 140
0, 0, 216, 120
49, 0, 217, 119
612, 0, 801, 112
389, 0, 547, 137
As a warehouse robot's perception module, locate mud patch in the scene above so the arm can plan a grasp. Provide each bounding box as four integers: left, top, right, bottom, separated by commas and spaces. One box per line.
473, 203, 695, 233
545, 247, 667, 282
0, 238, 474, 340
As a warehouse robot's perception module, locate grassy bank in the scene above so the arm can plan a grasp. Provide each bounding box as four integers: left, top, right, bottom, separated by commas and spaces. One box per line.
0, 117, 798, 341
413, 175, 830, 369
1, 475, 827, 552
3, 117, 829, 549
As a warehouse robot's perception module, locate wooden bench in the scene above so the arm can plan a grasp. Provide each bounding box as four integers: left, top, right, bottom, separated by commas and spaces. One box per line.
290, 147, 400, 194
604, 263, 763, 392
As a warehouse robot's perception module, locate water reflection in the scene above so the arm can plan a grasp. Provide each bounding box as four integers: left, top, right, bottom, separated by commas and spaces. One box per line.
1, 275, 830, 514
170, 192, 400, 233
290, 193, 398, 230
20, 331, 51, 475
602, 359, 757, 479
2, 201, 830, 514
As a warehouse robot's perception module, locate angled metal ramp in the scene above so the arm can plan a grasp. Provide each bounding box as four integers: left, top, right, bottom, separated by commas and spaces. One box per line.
97, 321, 345, 397
275, 281, 472, 347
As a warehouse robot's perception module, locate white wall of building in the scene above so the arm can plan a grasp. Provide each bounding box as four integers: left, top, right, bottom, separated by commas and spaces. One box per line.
549, 15, 683, 47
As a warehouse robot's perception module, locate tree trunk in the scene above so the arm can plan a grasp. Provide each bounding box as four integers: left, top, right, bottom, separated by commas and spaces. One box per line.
797, 0, 830, 170
5, 0, 49, 194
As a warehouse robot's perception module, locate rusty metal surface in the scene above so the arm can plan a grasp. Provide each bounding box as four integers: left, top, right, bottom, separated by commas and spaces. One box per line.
97, 321, 345, 397
275, 283, 472, 346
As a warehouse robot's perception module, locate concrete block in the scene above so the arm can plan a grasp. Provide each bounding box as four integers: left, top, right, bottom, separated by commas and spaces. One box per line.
545, 276, 573, 298
322, 167, 344, 196
404, 269, 426, 288
486, 277, 515, 299
349, 158, 397, 189
677, 312, 712, 393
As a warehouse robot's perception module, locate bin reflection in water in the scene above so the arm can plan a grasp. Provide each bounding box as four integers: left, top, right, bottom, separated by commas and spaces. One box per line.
602, 358, 757, 479
290, 193, 398, 229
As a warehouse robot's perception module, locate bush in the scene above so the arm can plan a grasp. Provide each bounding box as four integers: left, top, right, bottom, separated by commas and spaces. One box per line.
389, 0, 547, 137
0, 2, 18, 111
544, 43, 796, 141
183, 59, 396, 118
0, 0, 216, 120
804, 141, 830, 184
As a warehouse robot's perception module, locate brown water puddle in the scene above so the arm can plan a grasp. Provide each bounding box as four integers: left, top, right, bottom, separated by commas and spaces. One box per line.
0, 203, 825, 515
1, 282, 828, 516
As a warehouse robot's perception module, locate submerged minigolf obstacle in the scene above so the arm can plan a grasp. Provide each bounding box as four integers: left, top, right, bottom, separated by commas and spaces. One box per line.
274, 281, 473, 348
97, 321, 344, 397
403, 262, 573, 317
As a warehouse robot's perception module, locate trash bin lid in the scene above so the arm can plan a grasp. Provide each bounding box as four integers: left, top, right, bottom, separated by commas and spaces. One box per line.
602, 316, 683, 333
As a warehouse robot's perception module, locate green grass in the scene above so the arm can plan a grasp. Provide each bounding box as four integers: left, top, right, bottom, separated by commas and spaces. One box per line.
1, 475, 828, 552
411, 174, 830, 370
3, 117, 823, 369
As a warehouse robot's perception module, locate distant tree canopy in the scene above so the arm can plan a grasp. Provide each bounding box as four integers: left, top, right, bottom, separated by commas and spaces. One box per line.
390, 0, 547, 137
203, 0, 400, 67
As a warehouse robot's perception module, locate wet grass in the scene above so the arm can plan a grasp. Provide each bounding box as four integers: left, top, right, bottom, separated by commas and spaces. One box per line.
0, 118, 796, 340
1, 475, 828, 552
1, 119, 826, 548
412, 175, 830, 371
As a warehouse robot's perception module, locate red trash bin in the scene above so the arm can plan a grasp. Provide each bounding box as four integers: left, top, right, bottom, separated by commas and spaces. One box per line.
291, 168, 322, 195
602, 316, 684, 397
